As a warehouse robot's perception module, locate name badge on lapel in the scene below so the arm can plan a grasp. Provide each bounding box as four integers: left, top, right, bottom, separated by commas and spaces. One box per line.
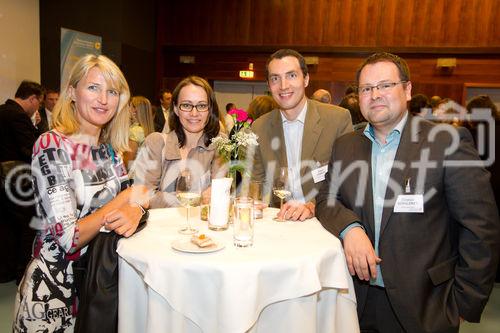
394, 177, 424, 213
394, 195, 424, 213
311, 163, 328, 183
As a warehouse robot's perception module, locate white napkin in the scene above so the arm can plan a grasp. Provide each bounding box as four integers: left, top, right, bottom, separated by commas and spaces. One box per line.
208, 177, 232, 227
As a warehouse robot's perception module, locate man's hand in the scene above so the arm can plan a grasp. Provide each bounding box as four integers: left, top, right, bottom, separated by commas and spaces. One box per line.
343, 227, 381, 281
276, 201, 314, 221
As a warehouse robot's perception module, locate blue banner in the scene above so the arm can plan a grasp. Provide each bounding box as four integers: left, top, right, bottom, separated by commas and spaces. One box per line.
60, 28, 101, 89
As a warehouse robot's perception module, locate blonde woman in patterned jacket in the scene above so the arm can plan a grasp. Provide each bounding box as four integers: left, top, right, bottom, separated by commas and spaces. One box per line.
13, 54, 148, 332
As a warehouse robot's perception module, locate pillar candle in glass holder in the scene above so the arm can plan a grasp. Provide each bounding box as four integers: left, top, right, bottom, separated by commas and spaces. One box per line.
208, 177, 232, 231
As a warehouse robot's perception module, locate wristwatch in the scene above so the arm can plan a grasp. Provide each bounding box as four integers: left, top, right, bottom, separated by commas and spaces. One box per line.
139, 209, 149, 224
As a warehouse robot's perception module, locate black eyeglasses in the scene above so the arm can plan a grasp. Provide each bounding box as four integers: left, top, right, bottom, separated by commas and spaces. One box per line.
178, 103, 210, 113
358, 81, 407, 96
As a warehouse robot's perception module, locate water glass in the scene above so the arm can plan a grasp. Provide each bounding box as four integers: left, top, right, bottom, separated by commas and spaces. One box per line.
233, 197, 254, 247
249, 180, 263, 219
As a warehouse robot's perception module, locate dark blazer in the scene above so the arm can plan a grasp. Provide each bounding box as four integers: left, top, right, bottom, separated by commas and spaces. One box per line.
153, 105, 166, 133
316, 114, 500, 333
37, 107, 50, 134
251, 99, 353, 205
0, 99, 40, 163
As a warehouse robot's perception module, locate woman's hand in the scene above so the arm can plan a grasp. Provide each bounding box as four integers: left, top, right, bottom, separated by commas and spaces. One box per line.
75, 185, 150, 249
102, 204, 143, 237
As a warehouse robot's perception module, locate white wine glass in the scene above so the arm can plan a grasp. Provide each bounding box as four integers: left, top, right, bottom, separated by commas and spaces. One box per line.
176, 169, 201, 234
272, 167, 291, 222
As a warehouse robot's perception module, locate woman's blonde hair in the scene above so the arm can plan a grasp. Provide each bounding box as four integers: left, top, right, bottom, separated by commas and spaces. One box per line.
130, 96, 154, 137
52, 54, 131, 152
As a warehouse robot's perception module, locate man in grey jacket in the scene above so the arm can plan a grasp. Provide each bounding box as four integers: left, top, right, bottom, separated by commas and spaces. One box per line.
251, 49, 352, 221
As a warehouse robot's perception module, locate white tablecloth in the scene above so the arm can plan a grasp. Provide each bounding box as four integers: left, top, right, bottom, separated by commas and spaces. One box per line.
118, 207, 359, 333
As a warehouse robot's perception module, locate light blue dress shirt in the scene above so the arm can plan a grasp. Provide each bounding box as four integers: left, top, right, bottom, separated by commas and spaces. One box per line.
340, 112, 408, 287
364, 112, 407, 286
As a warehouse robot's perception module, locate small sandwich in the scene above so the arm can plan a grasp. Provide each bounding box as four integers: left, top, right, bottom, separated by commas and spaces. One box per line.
191, 234, 215, 248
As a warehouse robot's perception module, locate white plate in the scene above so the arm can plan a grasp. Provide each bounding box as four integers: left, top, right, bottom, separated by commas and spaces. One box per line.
171, 238, 225, 253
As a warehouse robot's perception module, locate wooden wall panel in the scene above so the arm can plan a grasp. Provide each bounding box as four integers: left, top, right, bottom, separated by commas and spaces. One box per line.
161, 49, 500, 105
158, 0, 500, 104
159, 0, 500, 48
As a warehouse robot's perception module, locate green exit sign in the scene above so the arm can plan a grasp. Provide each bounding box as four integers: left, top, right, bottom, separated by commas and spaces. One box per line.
239, 70, 254, 79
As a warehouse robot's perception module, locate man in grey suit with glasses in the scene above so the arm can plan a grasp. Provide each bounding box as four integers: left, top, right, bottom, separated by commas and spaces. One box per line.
316, 52, 500, 333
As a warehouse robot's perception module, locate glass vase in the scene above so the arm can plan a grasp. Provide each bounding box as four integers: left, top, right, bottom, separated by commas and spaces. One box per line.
228, 168, 238, 224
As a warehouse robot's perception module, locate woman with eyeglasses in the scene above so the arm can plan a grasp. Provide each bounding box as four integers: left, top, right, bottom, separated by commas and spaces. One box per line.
132, 76, 227, 208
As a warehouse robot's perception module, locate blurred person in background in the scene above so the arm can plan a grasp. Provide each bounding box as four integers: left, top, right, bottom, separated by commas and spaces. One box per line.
408, 93, 430, 117
123, 96, 155, 168
154, 89, 172, 132
466, 95, 500, 282
339, 92, 367, 130
312, 88, 332, 104
0, 80, 43, 284
221, 102, 236, 133
247, 95, 277, 121
430, 95, 442, 111
433, 98, 467, 127
36, 88, 59, 133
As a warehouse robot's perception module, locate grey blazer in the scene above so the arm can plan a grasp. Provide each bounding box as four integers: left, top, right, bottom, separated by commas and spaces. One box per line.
250, 99, 352, 205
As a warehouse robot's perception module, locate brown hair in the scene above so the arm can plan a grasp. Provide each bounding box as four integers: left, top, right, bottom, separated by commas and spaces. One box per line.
356, 52, 411, 84
169, 76, 220, 147
266, 49, 308, 80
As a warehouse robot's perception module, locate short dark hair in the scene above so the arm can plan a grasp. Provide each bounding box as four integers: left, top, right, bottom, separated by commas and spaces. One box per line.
169, 76, 220, 147
225, 103, 236, 112
466, 95, 499, 120
356, 52, 410, 84
15, 80, 43, 99
409, 94, 430, 115
339, 93, 366, 125
344, 85, 356, 95
266, 49, 308, 80
158, 89, 171, 102
45, 88, 59, 95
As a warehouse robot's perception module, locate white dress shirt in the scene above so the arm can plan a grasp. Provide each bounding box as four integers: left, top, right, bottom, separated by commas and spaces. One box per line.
162, 106, 169, 121
45, 108, 52, 129
281, 102, 308, 203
